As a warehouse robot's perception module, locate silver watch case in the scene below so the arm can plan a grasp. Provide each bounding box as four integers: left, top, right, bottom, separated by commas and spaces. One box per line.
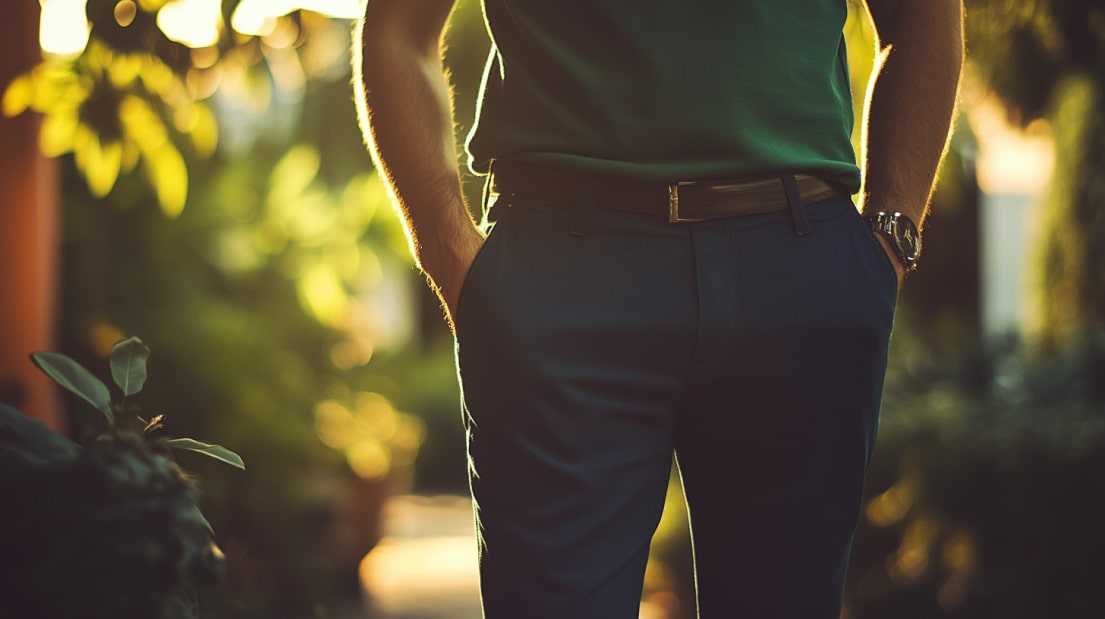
864, 211, 920, 269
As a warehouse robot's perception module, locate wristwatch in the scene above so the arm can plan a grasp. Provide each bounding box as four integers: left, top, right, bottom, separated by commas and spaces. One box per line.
863, 211, 921, 271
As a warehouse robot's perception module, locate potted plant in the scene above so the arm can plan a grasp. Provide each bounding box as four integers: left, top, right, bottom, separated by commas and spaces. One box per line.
0, 336, 243, 619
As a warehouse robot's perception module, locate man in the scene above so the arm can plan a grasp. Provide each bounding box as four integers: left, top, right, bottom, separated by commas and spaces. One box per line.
354, 0, 963, 617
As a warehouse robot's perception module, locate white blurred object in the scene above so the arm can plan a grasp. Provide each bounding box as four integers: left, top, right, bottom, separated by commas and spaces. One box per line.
980, 193, 1038, 344
231, 0, 361, 37
157, 0, 222, 48
39, 0, 91, 56
967, 89, 1054, 344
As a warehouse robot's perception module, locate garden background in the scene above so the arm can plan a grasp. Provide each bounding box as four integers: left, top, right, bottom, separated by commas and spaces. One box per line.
1, 1, 1103, 617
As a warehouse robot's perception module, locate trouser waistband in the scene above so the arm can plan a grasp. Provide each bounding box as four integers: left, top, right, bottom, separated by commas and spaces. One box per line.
486, 160, 842, 226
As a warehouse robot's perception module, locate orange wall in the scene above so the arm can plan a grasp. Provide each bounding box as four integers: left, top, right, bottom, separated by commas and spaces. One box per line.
0, 1, 62, 429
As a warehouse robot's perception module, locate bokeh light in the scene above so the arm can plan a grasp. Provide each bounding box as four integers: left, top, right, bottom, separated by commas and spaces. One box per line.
39, 0, 91, 56
39, 0, 361, 58
157, 0, 222, 48
232, 0, 361, 37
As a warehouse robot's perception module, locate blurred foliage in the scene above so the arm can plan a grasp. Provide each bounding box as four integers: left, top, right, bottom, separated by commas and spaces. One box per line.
3, 0, 355, 216
55, 133, 448, 615
847, 2, 1105, 613
644, 468, 696, 619
845, 0, 877, 153
966, 0, 1105, 350
966, 0, 1104, 126
1028, 76, 1105, 349
314, 391, 426, 482
3, 38, 212, 215
846, 349, 1105, 617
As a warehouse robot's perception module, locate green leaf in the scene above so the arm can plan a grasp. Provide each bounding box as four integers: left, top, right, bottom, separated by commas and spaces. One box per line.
2, 73, 32, 118
30, 352, 114, 425
109, 336, 150, 396
0, 402, 81, 467
149, 143, 188, 218
189, 503, 215, 535
166, 438, 245, 470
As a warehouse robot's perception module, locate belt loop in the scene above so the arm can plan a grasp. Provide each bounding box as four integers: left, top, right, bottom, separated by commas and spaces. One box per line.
483, 160, 503, 225
569, 178, 598, 237
781, 174, 810, 237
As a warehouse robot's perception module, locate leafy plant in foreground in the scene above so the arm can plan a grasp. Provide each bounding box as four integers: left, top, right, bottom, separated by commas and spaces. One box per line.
0, 336, 243, 619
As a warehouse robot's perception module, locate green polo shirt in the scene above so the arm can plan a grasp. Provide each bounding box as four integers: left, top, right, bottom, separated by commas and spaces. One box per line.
465, 0, 860, 192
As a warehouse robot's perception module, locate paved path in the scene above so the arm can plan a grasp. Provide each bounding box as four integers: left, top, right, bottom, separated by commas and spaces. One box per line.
359, 495, 483, 619
357, 494, 674, 619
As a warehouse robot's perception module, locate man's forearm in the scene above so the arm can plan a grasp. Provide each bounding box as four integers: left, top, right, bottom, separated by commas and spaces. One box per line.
353, 0, 480, 317
860, 0, 964, 228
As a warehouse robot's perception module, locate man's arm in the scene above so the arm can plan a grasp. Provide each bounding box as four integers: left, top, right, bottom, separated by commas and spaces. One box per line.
860, 0, 965, 282
353, 0, 482, 326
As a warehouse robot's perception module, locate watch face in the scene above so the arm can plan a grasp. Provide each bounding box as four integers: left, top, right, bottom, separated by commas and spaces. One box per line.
894, 215, 920, 262
864, 211, 921, 266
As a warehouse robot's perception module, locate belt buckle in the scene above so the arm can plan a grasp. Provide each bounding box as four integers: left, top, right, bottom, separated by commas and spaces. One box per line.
667, 181, 705, 223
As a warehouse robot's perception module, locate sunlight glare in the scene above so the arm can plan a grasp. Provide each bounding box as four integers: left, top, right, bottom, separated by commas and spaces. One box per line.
961, 69, 1055, 196
232, 0, 361, 36
39, 0, 91, 57
157, 0, 222, 48
296, 0, 362, 19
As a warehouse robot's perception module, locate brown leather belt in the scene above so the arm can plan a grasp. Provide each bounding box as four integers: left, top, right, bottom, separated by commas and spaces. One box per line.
488, 161, 842, 223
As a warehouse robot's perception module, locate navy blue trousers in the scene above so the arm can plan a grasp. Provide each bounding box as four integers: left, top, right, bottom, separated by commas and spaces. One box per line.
454, 186, 898, 618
